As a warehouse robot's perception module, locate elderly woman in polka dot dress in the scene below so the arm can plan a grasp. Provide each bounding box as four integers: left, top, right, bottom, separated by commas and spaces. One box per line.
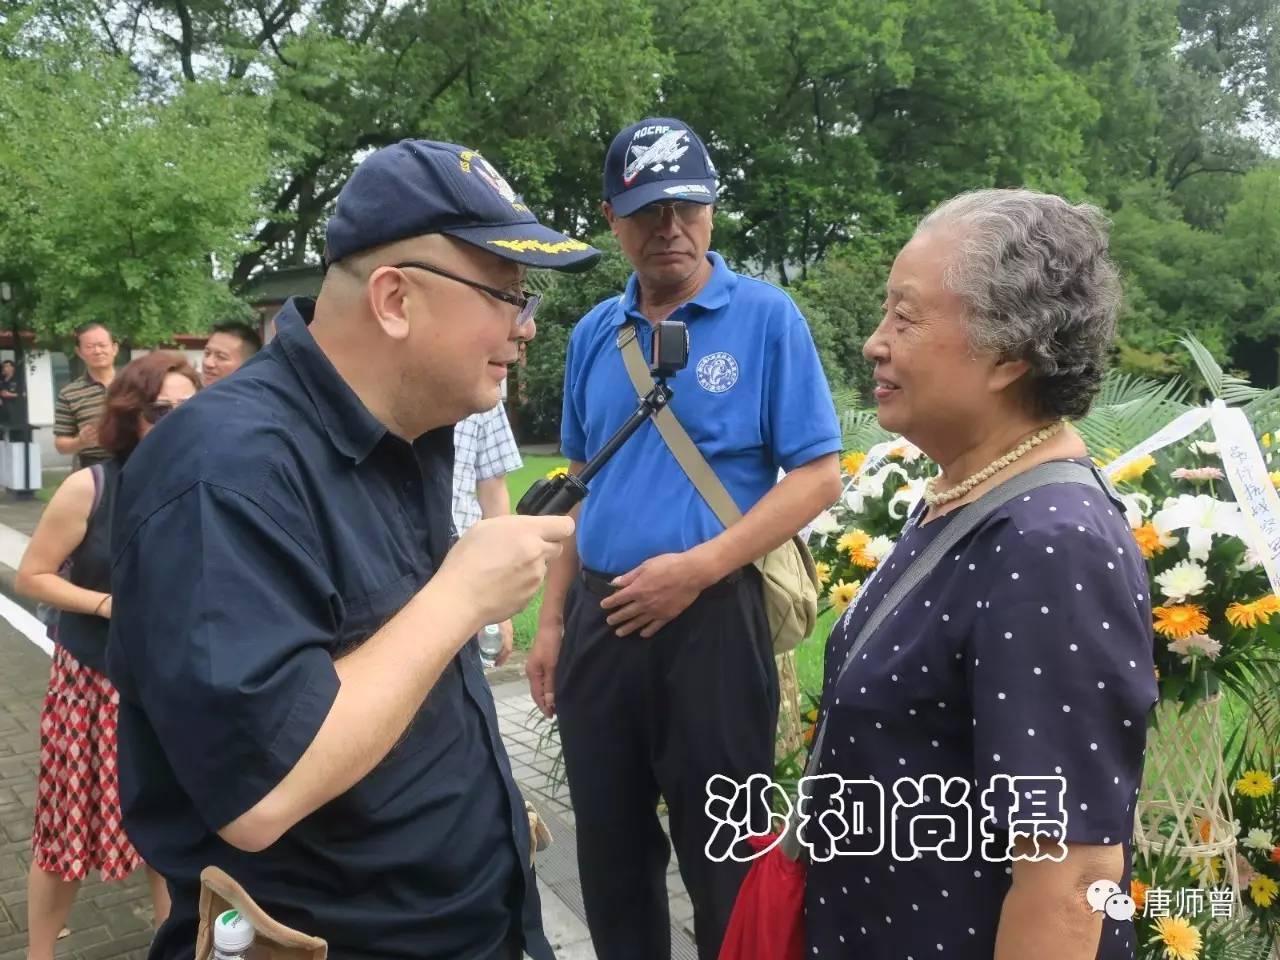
804, 189, 1157, 960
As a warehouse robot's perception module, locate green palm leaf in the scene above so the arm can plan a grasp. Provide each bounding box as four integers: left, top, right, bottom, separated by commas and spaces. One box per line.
1076, 371, 1193, 457
1179, 333, 1280, 413
835, 389, 893, 451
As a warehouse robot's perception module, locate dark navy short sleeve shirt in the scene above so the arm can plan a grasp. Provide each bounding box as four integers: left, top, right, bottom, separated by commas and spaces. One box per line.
107, 299, 551, 960
804, 468, 1158, 959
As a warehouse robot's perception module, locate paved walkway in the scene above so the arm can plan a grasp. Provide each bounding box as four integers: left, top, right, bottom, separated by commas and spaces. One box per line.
0, 491, 699, 959
0, 618, 155, 960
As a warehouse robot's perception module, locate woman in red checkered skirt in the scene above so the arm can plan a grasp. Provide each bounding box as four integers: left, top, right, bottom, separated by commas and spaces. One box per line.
16, 351, 200, 960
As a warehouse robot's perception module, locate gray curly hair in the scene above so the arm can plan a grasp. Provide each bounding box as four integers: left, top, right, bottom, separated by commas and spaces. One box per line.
916, 189, 1121, 419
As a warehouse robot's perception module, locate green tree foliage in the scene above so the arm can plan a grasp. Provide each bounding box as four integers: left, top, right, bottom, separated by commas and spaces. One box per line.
15, 0, 669, 285
1108, 181, 1246, 360
0, 24, 270, 345
1221, 165, 1280, 341
855, 0, 1097, 212
513, 233, 633, 442
4, 0, 1280, 393
790, 239, 900, 396
645, 0, 910, 281
1044, 0, 1177, 199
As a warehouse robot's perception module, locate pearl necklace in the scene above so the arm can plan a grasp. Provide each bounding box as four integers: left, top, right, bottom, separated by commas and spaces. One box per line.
923, 420, 1066, 507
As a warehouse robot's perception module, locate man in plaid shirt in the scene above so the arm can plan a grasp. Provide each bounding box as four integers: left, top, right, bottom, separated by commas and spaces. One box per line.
453, 400, 524, 664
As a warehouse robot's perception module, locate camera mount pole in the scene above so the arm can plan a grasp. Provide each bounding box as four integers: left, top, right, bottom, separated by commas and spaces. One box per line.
515, 380, 674, 517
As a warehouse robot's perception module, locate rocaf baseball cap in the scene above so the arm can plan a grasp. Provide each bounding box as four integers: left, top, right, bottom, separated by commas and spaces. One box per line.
602, 117, 718, 217
325, 139, 600, 272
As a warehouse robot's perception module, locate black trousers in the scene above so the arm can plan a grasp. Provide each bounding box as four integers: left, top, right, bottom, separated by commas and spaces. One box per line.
556, 566, 779, 960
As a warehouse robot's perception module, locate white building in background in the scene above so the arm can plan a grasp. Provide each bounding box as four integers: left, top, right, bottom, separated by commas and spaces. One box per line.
0, 347, 63, 475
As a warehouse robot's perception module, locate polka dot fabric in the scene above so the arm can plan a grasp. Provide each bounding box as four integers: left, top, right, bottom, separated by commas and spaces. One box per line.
805, 468, 1157, 958
32, 645, 143, 883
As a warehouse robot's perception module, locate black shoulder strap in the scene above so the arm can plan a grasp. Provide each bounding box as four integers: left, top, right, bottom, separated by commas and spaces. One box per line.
88, 463, 105, 515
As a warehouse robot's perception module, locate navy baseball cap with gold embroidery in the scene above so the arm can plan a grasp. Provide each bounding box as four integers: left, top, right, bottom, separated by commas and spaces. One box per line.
325, 139, 600, 272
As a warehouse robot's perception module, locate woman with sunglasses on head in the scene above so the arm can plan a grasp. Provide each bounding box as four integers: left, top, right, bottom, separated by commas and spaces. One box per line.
16, 351, 198, 960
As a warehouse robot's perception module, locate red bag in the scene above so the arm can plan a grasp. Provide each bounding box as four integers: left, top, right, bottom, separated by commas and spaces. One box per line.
717, 834, 806, 960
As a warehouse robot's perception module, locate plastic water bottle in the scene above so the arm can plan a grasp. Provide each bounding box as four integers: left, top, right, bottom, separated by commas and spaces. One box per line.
212, 910, 257, 960
478, 623, 503, 670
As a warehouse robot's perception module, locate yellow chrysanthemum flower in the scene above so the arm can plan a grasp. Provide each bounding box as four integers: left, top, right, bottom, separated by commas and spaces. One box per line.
1152, 604, 1210, 640
1133, 523, 1169, 559
815, 561, 832, 586
1235, 770, 1275, 799
836, 530, 870, 556
1250, 874, 1279, 908
828, 579, 860, 615
1271, 470, 1280, 489
1189, 855, 1222, 885
1226, 600, 1263, 629
1263, 432, 1273, 448
544, 466, 569, 480
1131, 877, 1149, 913
1226, 596, 1278, 629
1111, 454, 1157, 485
840, 451, 867, 476
851, 549, 879, 570
835, 530, 879, 568
1149, 915, 1201, 960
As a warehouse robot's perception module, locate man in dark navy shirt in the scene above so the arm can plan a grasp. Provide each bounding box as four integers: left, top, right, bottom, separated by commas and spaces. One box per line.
107, 140, 596, 960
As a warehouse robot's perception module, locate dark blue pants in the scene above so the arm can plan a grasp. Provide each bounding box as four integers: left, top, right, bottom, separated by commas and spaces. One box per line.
555, 567, 779, 960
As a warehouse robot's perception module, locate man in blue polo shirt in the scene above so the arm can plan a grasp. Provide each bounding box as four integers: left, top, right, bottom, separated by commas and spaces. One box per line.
525, 118, 842, 960
107, 140, 591, 960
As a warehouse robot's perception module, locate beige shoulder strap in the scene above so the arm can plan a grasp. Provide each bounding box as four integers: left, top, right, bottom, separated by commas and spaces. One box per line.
616, 325, 743, 527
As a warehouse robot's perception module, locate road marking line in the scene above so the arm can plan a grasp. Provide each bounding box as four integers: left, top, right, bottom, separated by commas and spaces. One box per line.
0, 591, 52, 657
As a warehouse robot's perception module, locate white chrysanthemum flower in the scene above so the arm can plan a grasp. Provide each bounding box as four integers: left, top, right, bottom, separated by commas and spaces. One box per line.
1193, 440, 1220, 456
1155, 560, 1211, 603
865, 535, 895, 564
1244, 827, 1275, 852
1167, 632, 1222, 661
808, 510, 840, 536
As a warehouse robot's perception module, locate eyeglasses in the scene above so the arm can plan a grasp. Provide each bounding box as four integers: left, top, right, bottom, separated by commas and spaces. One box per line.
391, 261, 540, 329
626, 201, 708, 226
142, 402, 178, 425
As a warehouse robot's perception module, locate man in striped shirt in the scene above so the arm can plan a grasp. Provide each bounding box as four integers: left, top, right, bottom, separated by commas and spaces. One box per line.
54, 323, 118, 467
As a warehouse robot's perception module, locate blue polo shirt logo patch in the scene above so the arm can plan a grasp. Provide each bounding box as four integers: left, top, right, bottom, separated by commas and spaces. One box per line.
696, 352, 739, 393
